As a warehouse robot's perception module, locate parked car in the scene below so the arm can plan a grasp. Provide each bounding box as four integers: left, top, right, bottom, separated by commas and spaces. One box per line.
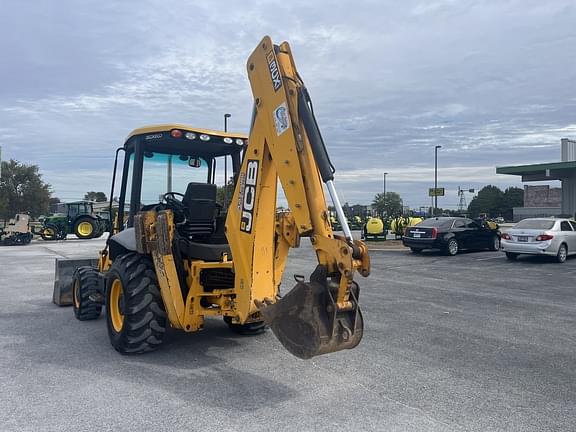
500, 218, 576, 263
402, 217, 500, 256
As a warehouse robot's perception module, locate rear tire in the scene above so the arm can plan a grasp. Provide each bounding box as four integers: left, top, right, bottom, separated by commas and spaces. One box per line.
445, 238, 459, 256
556, 243, 567, 263
105, 253, 167, 354
489, 235, 500, 251
410, 248, 423, 254
92, 219, 106, 238
505, 252, 518, 261
224, 316, 266, 335
73, 266, 102, 320
74, 217, 97, 239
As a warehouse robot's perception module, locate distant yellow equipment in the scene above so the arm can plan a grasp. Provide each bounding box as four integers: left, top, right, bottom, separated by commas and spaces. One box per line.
363, 217, 386, 241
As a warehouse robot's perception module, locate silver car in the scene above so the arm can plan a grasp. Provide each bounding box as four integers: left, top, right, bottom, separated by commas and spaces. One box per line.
500, 218, 576, 263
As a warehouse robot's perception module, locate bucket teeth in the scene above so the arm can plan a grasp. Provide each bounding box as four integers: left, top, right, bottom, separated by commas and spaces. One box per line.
258, 265, 363, 359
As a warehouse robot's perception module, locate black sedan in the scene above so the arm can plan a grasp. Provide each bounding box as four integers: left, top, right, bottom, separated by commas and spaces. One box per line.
402, 217, 500, 255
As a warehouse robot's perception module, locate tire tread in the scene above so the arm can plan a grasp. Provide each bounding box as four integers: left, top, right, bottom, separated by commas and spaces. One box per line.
106, 253, 166, 354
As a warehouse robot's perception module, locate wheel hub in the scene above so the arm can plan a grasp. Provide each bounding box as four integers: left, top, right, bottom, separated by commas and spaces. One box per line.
77, 222, 93, 237
109, 279, 125, 332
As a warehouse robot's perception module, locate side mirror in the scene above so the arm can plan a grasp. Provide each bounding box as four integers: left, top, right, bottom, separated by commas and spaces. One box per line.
188, 158, 202, 168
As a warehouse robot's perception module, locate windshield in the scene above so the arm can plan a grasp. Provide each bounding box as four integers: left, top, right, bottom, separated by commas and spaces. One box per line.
418, 218, 454, 228
514, 219, 555, 230
140, 152, 209, 205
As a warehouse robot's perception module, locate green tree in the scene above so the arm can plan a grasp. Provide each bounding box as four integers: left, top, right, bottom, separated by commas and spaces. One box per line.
501, 187, 524, 221
216, 178, 235, 207
351, 204, 368, 218
467, 185, 504, 218
372, 191, 403, 216
342, 202, 351, 218
0, 159, 52, 219
84, 191, 108, 202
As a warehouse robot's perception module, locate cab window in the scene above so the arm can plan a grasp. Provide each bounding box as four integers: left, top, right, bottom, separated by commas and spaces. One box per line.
140, 152, 209, 205
560, 221, 573, 231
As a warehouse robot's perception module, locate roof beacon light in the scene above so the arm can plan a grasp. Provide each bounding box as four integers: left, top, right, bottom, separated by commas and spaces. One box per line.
170, 129, 183, 138
223, 137, 234, 144
185, 132, 196, 140
200, 134, 210, 141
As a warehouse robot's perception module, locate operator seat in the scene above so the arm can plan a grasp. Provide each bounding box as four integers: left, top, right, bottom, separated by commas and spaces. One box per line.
182, 182, 218, 236
176, 182, 230, 261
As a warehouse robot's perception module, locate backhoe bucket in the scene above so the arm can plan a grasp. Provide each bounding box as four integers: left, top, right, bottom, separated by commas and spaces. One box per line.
259, 266, 363, 359
53, 257, 98, 305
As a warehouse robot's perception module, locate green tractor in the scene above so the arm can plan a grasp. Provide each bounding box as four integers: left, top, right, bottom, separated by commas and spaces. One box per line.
39, 201, 108, 241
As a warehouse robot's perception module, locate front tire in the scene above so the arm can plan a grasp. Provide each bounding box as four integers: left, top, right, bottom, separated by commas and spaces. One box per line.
410, 248, 423, 254
556, 244, 567, 263
73, 266, 103, 320
40, 224, 59, 241
105, 253, 167, 354
445, 238, 459, 256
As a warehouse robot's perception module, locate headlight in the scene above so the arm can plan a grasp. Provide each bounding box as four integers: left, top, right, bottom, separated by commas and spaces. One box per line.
185, 132, 196, 140
223, 137, 233, 144
200, 134, 210, 141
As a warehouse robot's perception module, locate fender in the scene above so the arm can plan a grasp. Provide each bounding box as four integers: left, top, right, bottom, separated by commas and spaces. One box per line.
108, 227, 137, 260
443, 232, 456, 242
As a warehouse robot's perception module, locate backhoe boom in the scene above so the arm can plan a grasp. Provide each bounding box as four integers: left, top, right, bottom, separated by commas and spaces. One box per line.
225, 36, 370, 358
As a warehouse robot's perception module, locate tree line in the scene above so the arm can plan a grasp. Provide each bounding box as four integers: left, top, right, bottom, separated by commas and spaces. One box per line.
1, 159, 524, 221
0, 159, 109, 220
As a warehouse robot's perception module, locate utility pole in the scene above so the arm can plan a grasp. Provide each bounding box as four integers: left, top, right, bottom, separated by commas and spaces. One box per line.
457, 187, 475, 214
434, 145, 442, 216
457, 187, 466, 213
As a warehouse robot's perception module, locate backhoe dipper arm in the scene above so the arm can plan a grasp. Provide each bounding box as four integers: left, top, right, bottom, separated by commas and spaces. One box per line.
226, 36, 370, 359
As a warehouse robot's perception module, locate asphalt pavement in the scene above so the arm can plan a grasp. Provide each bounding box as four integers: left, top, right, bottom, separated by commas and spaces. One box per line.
1, 236, 575, 431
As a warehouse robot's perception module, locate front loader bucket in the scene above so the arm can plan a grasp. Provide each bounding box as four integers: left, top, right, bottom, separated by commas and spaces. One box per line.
259, 266, 363, 359
53, 258, 97, 305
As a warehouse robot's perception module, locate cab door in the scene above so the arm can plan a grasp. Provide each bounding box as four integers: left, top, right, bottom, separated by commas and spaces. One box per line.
451, 219, 471, 248
466, 219, 491, 249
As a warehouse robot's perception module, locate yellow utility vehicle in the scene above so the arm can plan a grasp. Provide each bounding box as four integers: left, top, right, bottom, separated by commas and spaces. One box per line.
56, 36, 370, 359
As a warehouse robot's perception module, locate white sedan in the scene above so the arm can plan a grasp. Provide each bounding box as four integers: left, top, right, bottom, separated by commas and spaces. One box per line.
500, 218, 576, 263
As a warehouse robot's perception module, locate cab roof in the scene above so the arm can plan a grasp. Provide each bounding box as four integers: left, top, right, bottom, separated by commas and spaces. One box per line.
125, 123, 248, 143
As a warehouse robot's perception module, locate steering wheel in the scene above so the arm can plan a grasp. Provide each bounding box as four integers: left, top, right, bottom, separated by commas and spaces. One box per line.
162, 192, 187, 223
163, 192, 185, 202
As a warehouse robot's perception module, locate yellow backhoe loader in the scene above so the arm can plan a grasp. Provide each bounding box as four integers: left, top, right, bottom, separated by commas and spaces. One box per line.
53, 36, 370, 359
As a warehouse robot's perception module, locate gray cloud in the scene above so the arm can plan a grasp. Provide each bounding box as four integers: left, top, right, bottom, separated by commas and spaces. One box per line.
1, 0, 575, 206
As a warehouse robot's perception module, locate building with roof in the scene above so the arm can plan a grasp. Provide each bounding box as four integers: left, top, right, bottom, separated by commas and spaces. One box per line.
497, 138, 576, 221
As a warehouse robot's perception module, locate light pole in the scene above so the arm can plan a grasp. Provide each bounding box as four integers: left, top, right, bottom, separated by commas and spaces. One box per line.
224, 113, 231, 132
382, 172, 388, 217
223, 114, 231, 207
434, 145, 442, 216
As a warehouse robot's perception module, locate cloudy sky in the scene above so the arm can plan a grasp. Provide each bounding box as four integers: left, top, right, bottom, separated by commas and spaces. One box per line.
1, 0, 575, 209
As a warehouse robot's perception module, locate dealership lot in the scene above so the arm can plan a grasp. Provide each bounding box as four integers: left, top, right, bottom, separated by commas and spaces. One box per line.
1, 238, 575, 432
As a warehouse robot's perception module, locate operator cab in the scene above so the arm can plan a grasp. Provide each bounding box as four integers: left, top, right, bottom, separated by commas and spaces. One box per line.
109, 124, 247, 261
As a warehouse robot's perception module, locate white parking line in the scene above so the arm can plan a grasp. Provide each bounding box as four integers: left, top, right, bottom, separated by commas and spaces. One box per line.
475, 255, 506, 261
